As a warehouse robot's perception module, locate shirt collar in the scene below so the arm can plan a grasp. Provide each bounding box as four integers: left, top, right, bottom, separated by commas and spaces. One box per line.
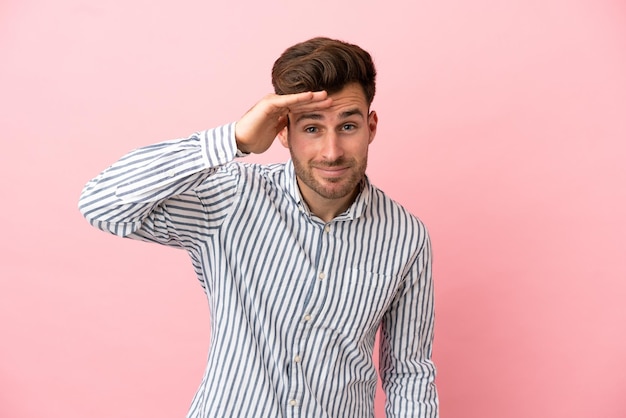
284, 159, 371, 221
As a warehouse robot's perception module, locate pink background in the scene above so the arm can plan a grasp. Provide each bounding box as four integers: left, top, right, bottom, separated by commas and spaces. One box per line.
2, 0, 625, 417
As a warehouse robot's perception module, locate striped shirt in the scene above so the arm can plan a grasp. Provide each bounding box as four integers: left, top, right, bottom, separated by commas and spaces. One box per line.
79, 123, 438, 418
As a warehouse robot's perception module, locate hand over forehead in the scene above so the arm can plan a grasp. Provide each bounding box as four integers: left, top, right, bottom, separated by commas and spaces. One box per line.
275, 91, 333, 115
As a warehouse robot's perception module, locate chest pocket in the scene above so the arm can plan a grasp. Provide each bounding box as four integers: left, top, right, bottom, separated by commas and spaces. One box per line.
314, 268, 400, 338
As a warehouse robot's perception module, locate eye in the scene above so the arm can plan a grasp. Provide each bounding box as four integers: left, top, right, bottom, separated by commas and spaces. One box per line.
341, 123, 357, 131
304, 126, 318, 133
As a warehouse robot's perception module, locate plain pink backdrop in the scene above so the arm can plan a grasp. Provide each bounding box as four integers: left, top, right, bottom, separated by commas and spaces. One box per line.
1, 0, 625, 417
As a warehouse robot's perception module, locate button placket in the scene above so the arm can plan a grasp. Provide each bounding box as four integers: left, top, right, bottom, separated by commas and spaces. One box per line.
286, 304, 315, 415
287, 221, 331, 416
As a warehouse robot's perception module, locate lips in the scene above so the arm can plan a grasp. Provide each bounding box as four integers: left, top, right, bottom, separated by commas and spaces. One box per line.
313, 166, 349, 178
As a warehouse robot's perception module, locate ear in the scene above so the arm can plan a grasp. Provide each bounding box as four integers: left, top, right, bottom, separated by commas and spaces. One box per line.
368, 110, 378, 144
278, 126, 289, 148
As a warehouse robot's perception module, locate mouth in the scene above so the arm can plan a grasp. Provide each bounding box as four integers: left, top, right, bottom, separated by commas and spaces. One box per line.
313, 166, 350, 178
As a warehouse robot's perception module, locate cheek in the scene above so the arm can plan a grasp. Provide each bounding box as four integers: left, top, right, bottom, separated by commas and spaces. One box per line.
286, 139, 312, 160
352, 140, 371, 158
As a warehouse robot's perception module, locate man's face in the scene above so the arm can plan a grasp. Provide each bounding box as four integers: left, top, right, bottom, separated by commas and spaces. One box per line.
279, 83, 378, 210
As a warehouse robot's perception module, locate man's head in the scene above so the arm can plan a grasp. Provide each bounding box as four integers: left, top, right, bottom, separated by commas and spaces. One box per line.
274, 38, 379, 220
271, 37, 376, 107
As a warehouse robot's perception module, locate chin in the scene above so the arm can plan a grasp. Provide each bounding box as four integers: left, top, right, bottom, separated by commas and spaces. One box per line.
318, 185, 355, 200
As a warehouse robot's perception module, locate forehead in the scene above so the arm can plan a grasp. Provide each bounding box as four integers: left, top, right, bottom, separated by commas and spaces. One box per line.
291, 83, 369, 123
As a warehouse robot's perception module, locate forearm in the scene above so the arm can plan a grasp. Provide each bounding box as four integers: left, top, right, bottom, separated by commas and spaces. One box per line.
380, 236, 439, 418
381, 355, 438, 418
78, 123, 239, 237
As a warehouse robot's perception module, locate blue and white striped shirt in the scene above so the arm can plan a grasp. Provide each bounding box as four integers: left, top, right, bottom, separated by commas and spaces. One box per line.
79, 123, 438, 418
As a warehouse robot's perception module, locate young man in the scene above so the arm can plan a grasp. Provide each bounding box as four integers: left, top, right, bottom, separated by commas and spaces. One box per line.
79, 37, 438, 417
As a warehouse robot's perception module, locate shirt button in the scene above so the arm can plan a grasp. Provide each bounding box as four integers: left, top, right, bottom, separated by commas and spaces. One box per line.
324, 225, 330, 233
304, 314, 311, 321
294, 355, 301, 363
289, 399, 297, 406
318, 272, 326, 280
166, 169, 176, 177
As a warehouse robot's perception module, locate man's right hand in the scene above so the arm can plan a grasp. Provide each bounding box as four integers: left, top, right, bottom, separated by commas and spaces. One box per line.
235, 91, 332, 154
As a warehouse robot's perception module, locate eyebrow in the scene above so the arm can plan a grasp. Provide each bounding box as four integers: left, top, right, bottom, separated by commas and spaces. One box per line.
294, 108, 365, 124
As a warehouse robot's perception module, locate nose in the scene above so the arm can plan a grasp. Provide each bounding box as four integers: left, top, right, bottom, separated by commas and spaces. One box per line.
320, 131, 344, 161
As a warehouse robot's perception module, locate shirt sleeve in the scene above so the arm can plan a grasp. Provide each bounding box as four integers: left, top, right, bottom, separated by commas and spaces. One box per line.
379, 231, 439, 418
78, 122, 242, 248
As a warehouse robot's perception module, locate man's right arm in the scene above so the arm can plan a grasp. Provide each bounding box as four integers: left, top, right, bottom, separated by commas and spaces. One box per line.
78, 123, 243, 245
78, 91, 333, 246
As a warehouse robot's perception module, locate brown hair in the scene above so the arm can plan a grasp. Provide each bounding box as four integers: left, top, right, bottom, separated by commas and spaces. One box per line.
271, 37, 376, 105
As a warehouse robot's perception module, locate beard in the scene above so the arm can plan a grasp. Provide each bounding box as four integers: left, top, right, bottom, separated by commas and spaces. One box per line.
291, 152, 368, 200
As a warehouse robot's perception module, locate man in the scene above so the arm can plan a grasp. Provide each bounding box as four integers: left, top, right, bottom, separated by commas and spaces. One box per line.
79, 37, 438, 417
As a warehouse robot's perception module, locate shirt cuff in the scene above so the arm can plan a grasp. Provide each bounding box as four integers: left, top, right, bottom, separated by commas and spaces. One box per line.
199, 122, 248, 167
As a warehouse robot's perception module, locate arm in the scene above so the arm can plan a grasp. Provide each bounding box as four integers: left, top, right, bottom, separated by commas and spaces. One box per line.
380, 233, 439, 418
78, 91, 333, 247
78, 123, 242, 247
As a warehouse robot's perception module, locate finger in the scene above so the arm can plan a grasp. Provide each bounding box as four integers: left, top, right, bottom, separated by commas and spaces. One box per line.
287, 97, 333, 114
272, 90, 329, 109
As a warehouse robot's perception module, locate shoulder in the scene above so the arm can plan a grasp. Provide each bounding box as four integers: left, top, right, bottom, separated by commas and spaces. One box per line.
368, 183, 425, 224
212, 161, 288, 197
235, 161, 286, 184
367, 183, 429, 243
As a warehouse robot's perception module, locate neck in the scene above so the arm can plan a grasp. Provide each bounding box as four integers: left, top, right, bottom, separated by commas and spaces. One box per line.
297, 180, 360, 223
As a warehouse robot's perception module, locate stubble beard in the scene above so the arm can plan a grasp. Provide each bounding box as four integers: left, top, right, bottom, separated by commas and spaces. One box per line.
291, 154, 368, 200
